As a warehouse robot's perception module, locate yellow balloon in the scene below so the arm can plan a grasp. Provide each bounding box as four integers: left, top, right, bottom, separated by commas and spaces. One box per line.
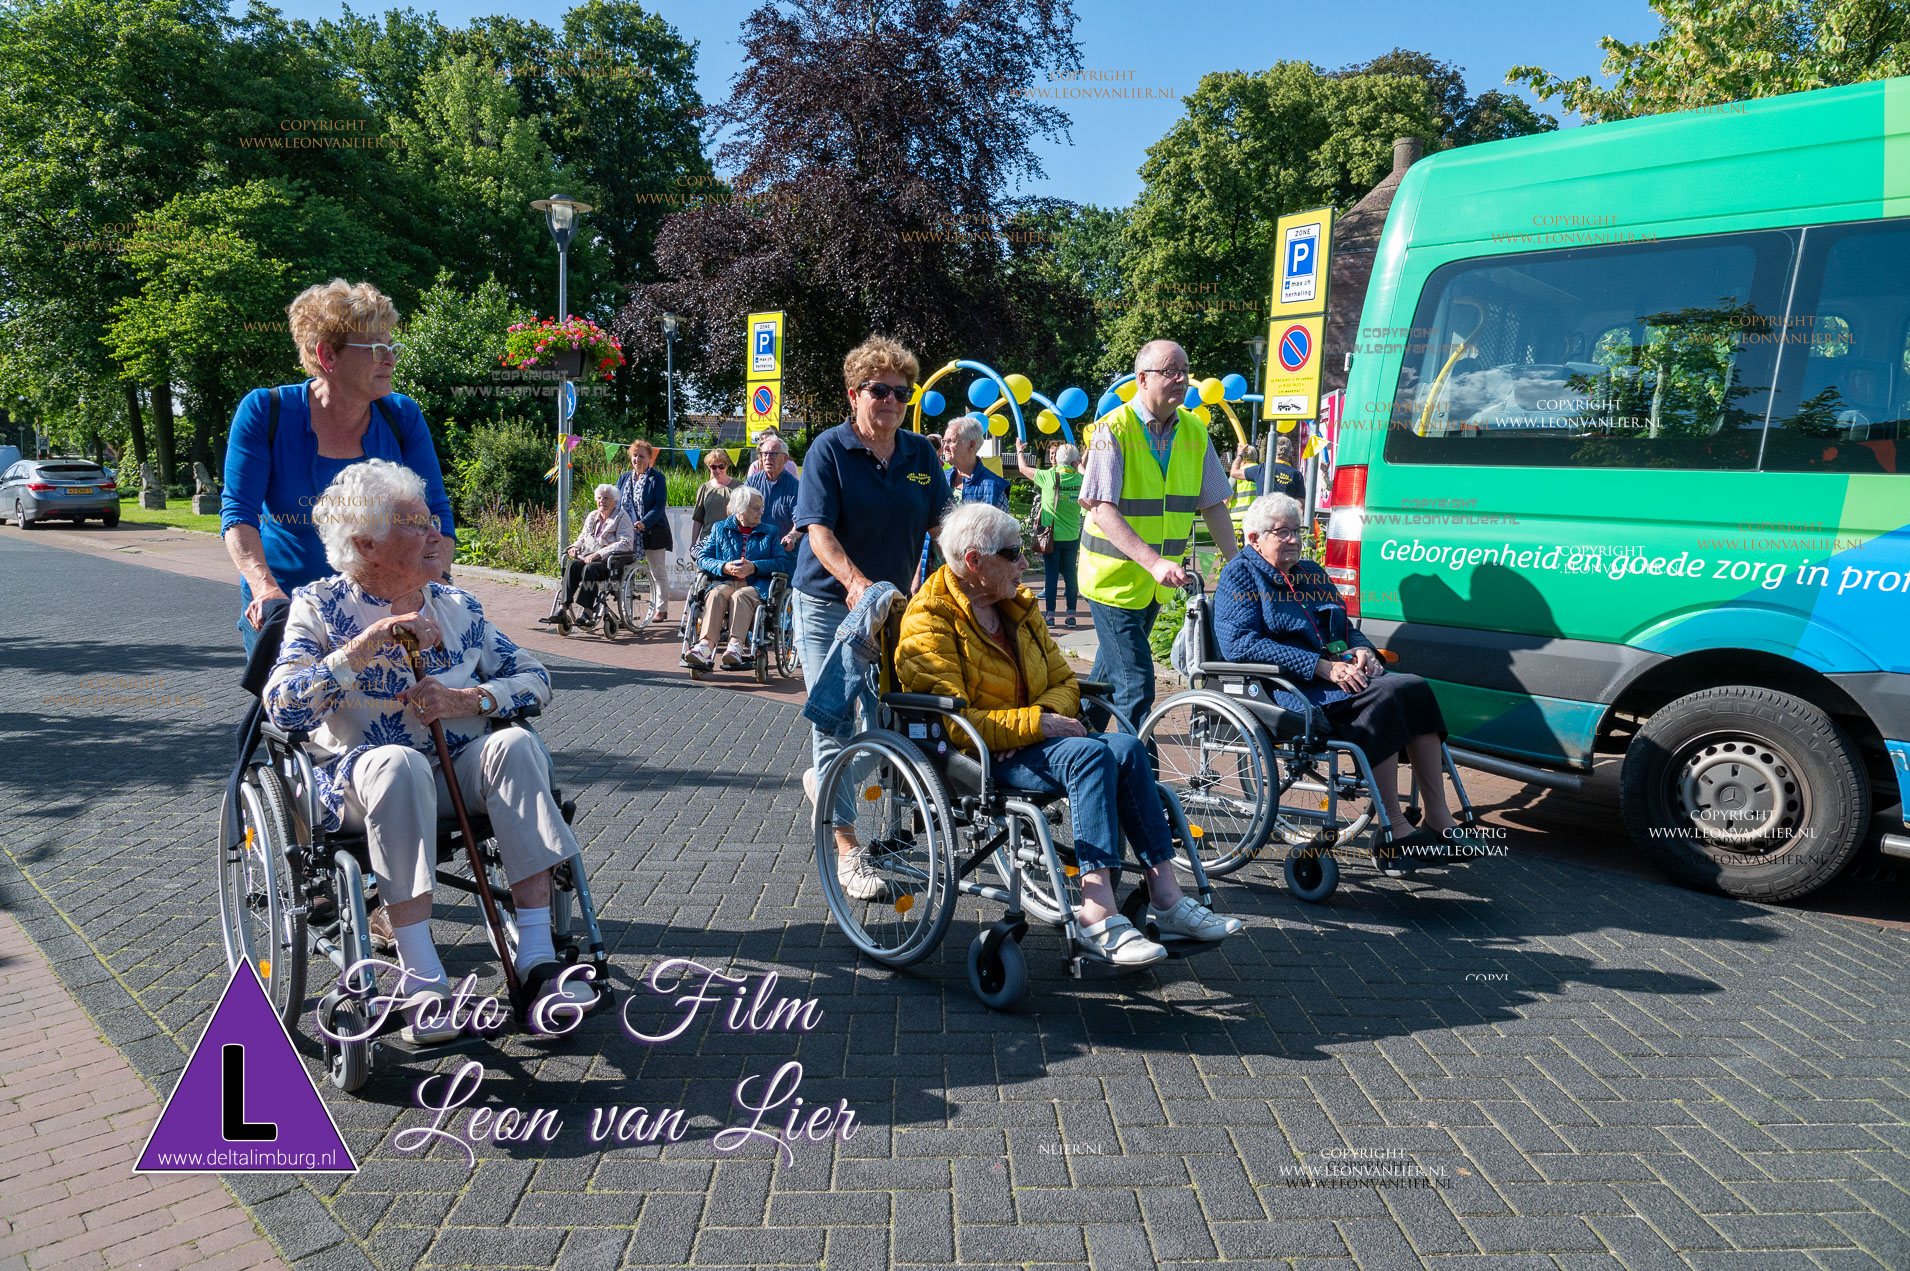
1193, 404, 1212, 425
1003, 373, 1033, 404
1036, 408, 1060, 434
988, 415, 1010, 435
1277, 420, 1297, 432
1115, 380, 1136, 402
1198, 377, 1224, 405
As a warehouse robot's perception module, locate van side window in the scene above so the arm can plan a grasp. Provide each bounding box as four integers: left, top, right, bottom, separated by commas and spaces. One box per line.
1759, 220, 1910, 473
1382, 231, 1797, 470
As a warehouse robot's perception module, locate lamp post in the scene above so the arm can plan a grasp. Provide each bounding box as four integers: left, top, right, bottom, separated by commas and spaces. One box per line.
530, 193, 593, 553
660, 313, 680, 450
1246, 335, 1268, 488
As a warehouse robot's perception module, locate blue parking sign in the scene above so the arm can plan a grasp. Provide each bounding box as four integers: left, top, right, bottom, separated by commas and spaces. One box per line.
1286, 238, 1314, 282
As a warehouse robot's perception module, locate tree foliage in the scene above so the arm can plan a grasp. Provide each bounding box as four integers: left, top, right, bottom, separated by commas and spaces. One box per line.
1508, 0, 1910, 123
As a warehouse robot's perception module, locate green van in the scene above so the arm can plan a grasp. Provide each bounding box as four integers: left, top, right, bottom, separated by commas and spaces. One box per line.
1327, 76, 1910, 902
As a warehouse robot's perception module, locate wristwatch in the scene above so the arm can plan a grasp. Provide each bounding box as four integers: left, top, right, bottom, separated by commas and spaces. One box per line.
475, 688, 496, 715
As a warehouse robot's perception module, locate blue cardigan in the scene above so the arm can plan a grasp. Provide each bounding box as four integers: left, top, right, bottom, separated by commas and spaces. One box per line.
1212, 550, 1376, 709
220, 385, 455, 596
696, 516, 795, 598
616, 468, 669, 538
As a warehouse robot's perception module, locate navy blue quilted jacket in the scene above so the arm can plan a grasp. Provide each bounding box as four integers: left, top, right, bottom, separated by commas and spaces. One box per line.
1212, 550, 1375, 709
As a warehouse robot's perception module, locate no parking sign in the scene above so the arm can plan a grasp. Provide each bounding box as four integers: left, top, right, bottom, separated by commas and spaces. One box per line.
1262, 315, 1325, 419
747, 380, 781, 432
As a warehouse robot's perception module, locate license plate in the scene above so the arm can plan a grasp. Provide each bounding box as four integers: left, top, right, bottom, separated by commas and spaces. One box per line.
64, 487, 93, 495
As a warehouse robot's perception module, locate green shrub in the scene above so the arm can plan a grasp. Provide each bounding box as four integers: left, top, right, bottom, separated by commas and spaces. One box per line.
450, 417, 551, 521
1149, 584, 1188, 667
454, 498, 562, 576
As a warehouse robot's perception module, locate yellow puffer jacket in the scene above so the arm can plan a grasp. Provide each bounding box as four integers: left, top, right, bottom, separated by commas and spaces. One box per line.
895, 565, 1080, 754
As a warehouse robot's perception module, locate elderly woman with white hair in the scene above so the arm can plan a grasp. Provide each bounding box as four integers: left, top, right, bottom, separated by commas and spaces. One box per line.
539, 484, 633, 631
686, 482, 795, 671
264, 459, 593, 1042
222, 278, 456, 655
1214, 493, 1467, 869
1014, 438, 1085, 628
896, 503, 1242, 966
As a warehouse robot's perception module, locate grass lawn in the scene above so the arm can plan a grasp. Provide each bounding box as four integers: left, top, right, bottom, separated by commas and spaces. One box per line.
114, 500, 222, 534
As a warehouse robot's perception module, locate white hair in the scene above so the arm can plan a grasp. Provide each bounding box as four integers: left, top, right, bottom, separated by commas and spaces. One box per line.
1243, 493, 1304, 538
312, 458, 428, 577
1054, 443, 1081, 467
946, 414, 984, 446
727, 483, 764, 517
940, 502, 1020, 567
593, 483, 618, 502
1134, 338, 1185, 376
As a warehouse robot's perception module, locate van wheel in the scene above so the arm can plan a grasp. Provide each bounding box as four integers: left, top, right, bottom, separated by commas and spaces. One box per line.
1620, 686, 1869, 902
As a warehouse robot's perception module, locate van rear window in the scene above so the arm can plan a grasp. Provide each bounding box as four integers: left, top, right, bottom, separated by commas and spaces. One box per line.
1381, 231, 1797, 470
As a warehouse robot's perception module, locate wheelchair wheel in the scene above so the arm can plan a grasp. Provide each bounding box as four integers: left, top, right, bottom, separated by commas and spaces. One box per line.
1282, 841, 1340, 903
966, 930, 1028, 1010
601, 608, 619, 638
991, 805, 1077, 928
1138, 692, 1275, 877
814, 730, 957, 968
324, 1001, 371, 1093
775, 590, 800, 677
752, 648, 769, 684
1272, 753, 1375, 852
218, 769, 307, 1028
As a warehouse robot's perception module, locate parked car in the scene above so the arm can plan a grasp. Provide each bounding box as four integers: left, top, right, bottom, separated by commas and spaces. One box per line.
1, 458, 120, 527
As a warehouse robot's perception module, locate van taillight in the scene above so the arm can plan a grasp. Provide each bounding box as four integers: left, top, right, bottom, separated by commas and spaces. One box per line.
1324, 464, 1367, 618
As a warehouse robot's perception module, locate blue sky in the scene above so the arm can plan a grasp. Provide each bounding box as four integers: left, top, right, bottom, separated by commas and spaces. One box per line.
256, 0, 1663, 208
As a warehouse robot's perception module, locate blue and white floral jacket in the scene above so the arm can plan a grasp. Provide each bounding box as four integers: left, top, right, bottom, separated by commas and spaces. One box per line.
263, 575, 553, 831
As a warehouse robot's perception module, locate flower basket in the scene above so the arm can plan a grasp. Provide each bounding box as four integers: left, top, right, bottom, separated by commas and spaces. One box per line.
501, 317, 625, 382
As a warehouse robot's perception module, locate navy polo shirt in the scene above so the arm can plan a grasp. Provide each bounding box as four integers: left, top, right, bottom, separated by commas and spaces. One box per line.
793, 421, 951, 604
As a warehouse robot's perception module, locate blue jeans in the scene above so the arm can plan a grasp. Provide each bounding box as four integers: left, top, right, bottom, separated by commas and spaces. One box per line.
794, 589, 868, 827
237, 578, 259, 655
1088, 598, 1161, 731
996, 733, 1175, 873
1042, 539, 1079, 616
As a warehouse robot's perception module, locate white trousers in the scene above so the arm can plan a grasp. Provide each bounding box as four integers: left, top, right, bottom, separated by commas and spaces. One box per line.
338, 729, 580, 905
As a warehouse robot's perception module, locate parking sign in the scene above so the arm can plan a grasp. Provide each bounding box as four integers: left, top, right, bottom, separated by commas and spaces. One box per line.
1268, 208, 1334, 321
745, 310, 784, 381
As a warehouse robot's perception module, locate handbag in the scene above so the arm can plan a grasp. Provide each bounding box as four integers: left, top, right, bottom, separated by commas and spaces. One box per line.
1030, 479, 1055, 556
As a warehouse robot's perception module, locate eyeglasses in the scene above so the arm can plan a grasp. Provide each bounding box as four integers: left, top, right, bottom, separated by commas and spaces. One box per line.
993, 544, 1024, 562
1137, 365, 1188, 381
857, 380, 913, 401
343, 341, 405, 362
1263, 524, 1302, 539
759, 449, 786, 458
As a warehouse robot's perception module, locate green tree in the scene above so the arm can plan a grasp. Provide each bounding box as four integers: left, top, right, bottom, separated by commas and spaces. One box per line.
1508, 0, 1910, 122
390, 270, 532, 437
1336, 47, 1557, 145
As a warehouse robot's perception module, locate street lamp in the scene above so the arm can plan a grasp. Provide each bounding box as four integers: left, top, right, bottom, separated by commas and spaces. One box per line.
659, 313, 681, 449
1245, 335, 1268, 485
529, 194, 593, 552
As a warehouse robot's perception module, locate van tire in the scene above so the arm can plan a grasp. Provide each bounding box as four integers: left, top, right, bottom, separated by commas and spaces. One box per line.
1620, 686, 1869, 903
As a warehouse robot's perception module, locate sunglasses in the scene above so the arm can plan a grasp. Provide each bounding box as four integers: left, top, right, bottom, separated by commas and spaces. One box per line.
993, 544, 1024, 562
857, 380, 913, 402
709, 462, 730, 471
343, 341, 405, 362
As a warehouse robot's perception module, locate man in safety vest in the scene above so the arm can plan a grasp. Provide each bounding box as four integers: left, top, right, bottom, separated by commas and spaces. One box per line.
1078, 339, 1239, 729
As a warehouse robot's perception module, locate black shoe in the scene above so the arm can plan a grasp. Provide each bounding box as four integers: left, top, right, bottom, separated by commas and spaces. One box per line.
535, 613, 561, 625
578, 609, 599, 629
1064, 615, 1077, 628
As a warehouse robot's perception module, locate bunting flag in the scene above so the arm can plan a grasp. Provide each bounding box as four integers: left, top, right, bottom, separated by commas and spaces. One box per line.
727, 447, 743, 465
563, 434, 583, 452
603, 442, 621, 462
685, 448, 701, 471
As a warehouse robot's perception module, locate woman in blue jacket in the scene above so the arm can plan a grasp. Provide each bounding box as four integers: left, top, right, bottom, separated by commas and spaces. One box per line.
616, 439, 673, 623
221, 280, 455, 654
685, 485, 794, 671
1213, 492, 1467, 864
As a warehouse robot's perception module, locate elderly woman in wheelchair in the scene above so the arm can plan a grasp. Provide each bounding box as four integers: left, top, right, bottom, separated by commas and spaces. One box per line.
254, 459, 601, 1067
682, 483, 795, 679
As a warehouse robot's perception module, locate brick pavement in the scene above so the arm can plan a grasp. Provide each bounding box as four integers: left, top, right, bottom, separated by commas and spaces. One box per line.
4, 530, 1910, 1270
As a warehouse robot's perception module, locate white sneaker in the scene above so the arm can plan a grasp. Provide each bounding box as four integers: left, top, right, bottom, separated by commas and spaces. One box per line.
1077, 915, 1167, 967
1147, 895, 1243, 941
720, 640, 746, 669
683, 641, 714, 670
400, 986, 460, 1045
802, 767, 818, 807
837, 852, 887, 901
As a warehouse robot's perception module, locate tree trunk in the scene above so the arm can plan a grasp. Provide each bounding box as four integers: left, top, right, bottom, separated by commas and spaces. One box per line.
123, 383, 149, 468
191, 384, 219, 481
152, 382, 176, 486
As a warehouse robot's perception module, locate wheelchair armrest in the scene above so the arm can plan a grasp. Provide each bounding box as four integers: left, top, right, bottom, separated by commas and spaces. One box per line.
1196, 661, 1307, 694
883, 691, 967, 713
1078, 679, 1114, 697
259, 720, 310, 747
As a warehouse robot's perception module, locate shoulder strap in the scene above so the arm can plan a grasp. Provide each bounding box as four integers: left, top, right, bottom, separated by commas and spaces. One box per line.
374, 396, 401, 445
266, 387, 281, 446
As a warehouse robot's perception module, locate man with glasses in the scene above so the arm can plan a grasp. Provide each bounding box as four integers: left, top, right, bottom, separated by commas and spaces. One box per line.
747, 433, 802, 549
1077, 339, 1238, 729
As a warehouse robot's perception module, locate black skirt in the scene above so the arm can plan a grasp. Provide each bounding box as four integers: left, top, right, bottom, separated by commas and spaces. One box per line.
1321, 672, 1446, 764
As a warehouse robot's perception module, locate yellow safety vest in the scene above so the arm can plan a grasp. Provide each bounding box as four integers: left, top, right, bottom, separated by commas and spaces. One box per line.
1079, 402, 1210, 609
1228, 475, 1256, 516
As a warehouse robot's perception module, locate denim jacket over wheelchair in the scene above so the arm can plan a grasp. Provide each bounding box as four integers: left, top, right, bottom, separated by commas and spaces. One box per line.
1212, 551, 1379, 714
695, 516, 795, 599
263, 577, 553, 831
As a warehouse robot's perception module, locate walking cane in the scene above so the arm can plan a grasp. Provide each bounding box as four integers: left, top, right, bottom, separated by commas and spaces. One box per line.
392, 627, 525, 1009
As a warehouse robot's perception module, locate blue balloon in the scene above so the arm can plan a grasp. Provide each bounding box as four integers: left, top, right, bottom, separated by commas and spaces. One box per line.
1221, 373, 1249, 401
1055, 386, 1090, 419
920, 389, 945, 417
967, 377, 1000, 408
1095, 391, 1122, 419
1176, 384, 1194, 407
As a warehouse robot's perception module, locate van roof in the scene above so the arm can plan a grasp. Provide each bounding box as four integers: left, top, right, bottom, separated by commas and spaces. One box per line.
1385, 76, 1909, 253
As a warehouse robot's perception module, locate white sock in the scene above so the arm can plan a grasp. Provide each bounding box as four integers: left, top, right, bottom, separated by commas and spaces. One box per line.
392, 921, 447, 994
515, 908, 556, 970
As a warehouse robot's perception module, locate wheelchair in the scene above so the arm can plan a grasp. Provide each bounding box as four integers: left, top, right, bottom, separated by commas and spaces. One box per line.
811, 601, 1231, 1010
217, 626, 613, 1094
677, 569, 797, 683
1136, 574, 1477, 903
581, 550, 662, 637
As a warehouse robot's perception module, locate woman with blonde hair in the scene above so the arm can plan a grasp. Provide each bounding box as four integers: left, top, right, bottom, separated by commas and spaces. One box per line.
615, 439, 673, 623
221, 278, 455, 653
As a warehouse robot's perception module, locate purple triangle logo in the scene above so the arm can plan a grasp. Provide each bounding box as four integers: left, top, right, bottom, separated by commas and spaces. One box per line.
134, 962, 356, 1173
